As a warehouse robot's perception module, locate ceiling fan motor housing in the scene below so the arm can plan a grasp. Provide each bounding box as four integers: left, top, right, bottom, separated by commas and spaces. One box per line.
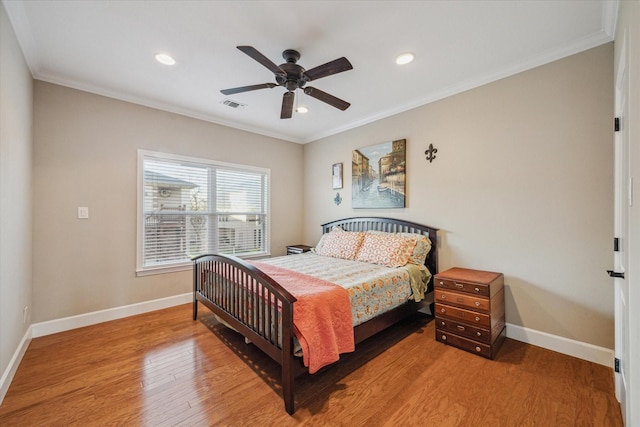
277, 49, 307, 91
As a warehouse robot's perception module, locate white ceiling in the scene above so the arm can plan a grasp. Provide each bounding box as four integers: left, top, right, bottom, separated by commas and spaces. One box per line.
3, 0, 618, 144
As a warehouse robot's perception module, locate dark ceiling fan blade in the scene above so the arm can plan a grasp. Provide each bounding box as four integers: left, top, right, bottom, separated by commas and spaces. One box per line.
237, 46, 285, 76
303, 57, 353, 81
281, 91, 294, 119
303, 87, 350, 111
220, 83, 276, 95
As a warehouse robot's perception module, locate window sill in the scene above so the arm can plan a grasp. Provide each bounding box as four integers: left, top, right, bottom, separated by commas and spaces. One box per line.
136, 252, 272, 277
136, 263, 192, 277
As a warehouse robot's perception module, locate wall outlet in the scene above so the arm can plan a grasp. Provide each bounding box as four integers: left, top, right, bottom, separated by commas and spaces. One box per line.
23, 306, 29, 323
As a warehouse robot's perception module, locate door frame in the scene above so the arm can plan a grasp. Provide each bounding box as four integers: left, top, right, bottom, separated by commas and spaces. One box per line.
613, 18, 638, 425
613, 31, 629, 424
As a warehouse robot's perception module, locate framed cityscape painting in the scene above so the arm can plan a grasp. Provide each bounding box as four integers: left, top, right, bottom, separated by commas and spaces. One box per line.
352, 139, 406, 208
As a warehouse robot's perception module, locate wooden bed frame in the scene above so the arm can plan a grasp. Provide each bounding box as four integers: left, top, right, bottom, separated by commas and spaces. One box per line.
192, 216, 438, 414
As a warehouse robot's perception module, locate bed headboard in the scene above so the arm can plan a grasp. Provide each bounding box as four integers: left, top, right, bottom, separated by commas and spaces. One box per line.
321, 217, 439, 277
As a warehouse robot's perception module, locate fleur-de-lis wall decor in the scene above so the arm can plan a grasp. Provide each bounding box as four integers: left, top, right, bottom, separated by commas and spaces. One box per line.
334, 192, 342, 205
425, 143, 438, 163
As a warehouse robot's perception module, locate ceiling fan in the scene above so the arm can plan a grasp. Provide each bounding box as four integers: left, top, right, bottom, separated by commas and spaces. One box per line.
220, 46, 353, 119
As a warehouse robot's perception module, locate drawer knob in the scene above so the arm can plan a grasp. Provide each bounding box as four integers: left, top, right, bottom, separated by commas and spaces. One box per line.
441, 321, 446, 326
441, 294, 446, 300
475, 316, 480, 322
475, 346, 481, 352
475, 287, 480, 292
475, 301, 480, 307
476, 331, 482, 336
442, 335, 447, 341
439, 281, 444, 285
441, 308, 446, 313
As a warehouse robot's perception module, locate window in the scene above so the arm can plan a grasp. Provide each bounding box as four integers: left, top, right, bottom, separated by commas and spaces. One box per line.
137, 150, 270, 275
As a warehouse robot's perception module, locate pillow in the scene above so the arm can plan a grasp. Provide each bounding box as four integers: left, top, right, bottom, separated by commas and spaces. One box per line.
355, 232, 417, 267
364, 230, 433, 266
399, 233, 432, 266
313, 226, 342, 253
316, 228, 364, 260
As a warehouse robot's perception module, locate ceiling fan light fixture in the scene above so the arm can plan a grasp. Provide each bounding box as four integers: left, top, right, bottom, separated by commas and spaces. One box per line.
155, 53, 176, 66
395, 52, 415, 65
296, 106, 308, 114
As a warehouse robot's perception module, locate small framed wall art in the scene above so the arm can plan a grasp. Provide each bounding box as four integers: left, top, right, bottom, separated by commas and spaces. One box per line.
332, 162, 343, 189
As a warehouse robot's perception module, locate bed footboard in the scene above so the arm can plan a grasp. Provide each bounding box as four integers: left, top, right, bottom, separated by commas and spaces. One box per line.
192, 254, 298, 414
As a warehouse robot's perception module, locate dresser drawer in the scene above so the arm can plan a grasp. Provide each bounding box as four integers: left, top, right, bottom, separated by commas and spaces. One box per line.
436, 329, 492, 358
435, 278, 489, 297
436, 289, 490, 312
435, 303, 490, 328
435, 316, 491, 344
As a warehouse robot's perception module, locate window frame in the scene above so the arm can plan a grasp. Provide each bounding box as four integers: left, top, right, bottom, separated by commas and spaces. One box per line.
136, 149, 271, 276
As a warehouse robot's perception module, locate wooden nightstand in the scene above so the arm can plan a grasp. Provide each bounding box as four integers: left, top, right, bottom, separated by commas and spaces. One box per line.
286, 244, 312, 255
434, 267, 506, 359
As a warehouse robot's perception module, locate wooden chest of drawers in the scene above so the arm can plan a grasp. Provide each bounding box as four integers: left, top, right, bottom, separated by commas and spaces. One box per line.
434, 267, 506, 359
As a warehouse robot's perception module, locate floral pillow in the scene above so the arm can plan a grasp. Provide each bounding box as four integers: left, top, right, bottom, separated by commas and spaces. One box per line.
313, 226, 342, 253
312, 232, 328, 254
399, 233, 432, 266
355, 232, 417, 268
316, 228, 364, 260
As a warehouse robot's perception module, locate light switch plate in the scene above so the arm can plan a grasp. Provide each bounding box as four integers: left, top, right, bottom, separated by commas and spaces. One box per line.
78, 206, 89, 219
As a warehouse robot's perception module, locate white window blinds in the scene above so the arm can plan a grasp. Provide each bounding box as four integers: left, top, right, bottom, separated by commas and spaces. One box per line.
137, 150, 269, 274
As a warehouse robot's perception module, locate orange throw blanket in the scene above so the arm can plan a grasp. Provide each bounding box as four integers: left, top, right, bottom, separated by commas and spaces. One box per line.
251, 261, 355, 374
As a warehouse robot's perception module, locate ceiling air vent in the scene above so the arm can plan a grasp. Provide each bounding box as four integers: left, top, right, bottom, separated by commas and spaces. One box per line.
221, 99, 247, 109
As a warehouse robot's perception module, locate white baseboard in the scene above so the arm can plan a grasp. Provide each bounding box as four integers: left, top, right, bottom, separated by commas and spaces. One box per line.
31, 292, 192, 338
2, 297, 613, 407
1, 292, 192, 406
506, 322, 614, 368
0, 326, 32, 405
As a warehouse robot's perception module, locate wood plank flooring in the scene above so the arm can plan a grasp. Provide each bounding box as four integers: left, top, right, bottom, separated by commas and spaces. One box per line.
0, 304, 623, 426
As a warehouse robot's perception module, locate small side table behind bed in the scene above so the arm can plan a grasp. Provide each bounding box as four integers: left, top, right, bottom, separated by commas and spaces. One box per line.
286, 244, 313, 255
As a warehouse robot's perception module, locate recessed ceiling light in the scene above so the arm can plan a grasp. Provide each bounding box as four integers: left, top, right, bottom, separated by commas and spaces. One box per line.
296, 106, 308, 114
395, 52, 414, 65
155, 53, 176, 66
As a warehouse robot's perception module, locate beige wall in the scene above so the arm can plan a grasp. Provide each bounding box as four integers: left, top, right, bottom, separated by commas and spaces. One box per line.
303, 44, 614, 349
32, 82, 303, 322
0, 4, 33, 383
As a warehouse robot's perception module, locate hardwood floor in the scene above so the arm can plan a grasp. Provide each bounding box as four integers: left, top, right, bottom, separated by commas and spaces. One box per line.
0, 304, 622, 426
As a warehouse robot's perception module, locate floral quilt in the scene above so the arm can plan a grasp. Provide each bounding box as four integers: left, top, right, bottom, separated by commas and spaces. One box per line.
261, 252, 430, 326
